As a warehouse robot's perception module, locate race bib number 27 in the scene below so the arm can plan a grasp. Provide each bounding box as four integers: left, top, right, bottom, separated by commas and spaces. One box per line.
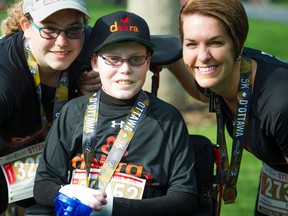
0, 142, 44, 203
258, 163, 288, 216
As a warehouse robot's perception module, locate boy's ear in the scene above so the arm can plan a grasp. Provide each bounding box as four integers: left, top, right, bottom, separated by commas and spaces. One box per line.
90, 53, 98, 70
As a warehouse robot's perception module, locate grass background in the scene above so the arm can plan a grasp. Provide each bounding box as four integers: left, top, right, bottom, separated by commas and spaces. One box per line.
1, 1, 287, 215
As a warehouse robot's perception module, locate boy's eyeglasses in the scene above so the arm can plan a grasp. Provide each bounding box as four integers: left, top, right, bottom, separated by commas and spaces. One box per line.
30, 20, 85, 40
98, 54, 148, 66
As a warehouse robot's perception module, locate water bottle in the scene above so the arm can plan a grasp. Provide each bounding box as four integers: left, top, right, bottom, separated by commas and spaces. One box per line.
54, 192, 92, 216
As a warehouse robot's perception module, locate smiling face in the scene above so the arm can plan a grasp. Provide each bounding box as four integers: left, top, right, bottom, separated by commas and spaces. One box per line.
91, 41, 150, 100
182, 14, 239, 94
22, 9, 85, 74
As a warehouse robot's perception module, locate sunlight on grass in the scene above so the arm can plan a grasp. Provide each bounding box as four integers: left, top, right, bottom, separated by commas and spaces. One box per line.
246, 19, 288, 60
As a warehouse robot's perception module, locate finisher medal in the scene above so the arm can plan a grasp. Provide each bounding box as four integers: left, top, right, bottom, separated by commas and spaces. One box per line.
223, 185, 237, 204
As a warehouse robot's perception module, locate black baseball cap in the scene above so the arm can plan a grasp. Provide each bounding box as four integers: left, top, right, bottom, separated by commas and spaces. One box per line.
91, 10, 155, 53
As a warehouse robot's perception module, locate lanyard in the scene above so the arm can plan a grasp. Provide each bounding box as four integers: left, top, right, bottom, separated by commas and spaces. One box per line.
82, 90, 150, 191
24, 40, 69, 138
215, 56, 252, 204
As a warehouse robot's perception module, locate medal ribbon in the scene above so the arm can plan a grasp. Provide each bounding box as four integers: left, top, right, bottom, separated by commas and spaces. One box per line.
215, 56, 252, 204
82, 91, 100, 187
24, 40, 68, 138
82, 90, 150, 191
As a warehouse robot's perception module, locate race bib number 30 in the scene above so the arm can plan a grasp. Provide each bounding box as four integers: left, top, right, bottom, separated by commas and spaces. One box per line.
258, 163, 288, 216
71, 169, 146, 200
0, 142, 44, 203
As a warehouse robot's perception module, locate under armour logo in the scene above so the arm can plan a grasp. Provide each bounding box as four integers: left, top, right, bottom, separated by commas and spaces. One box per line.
111, 121, 125, 128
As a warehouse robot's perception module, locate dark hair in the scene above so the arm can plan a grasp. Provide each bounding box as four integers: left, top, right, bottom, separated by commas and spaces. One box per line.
179, 0, 249, 59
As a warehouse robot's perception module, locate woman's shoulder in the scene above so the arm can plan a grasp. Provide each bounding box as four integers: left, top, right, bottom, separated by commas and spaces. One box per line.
0, 31, 26, 70
0, 32, 30, 90
243, 47, 288, 67
0, 31, 23, 49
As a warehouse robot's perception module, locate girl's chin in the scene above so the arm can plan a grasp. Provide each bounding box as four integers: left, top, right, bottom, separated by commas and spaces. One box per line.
49, 64, 70, 71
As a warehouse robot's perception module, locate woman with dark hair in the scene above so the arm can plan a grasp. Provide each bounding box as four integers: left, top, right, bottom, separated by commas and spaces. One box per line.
176, 0, 288, 215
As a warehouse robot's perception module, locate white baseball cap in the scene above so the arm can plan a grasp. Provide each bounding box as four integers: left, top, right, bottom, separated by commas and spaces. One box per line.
23, 0, 90, 21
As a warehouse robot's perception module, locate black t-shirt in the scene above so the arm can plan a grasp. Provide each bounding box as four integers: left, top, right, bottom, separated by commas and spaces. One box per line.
223, 47, 288, 173
34, 91, 198, 214
0, 30, 91, 156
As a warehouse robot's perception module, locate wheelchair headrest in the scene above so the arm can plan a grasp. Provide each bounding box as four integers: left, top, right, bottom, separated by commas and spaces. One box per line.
150, 34, 182, 66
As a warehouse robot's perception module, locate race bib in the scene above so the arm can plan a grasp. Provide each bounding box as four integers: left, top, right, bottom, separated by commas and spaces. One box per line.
258, 163, 288, 216
0, 142, 44, 203
71, 168, 146, 200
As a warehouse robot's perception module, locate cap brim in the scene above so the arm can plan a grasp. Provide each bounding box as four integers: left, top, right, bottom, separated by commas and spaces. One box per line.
30, 2, 90, 21
94, 38, 156, 53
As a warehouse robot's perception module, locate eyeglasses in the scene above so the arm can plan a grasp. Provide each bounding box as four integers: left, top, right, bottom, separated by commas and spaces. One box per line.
98, 54, 148, 66
30, 20, 85, 40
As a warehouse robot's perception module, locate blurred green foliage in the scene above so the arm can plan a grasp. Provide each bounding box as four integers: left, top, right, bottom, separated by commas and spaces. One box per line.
246, 19, 288, 60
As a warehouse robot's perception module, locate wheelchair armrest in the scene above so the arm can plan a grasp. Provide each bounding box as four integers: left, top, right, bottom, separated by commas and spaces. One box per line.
24, 204, 55, 216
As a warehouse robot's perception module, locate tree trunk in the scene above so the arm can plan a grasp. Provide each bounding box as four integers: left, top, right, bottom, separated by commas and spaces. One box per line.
127, 0, 186, 111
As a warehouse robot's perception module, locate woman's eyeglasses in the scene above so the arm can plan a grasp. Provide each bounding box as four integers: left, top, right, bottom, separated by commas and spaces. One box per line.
30, 20, 84, 40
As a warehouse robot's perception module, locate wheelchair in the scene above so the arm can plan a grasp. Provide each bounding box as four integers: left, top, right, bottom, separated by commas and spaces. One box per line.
12, 34, 222, 216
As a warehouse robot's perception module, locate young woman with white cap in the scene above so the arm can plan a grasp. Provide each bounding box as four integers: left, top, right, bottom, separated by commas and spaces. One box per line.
0, 0, 100, 214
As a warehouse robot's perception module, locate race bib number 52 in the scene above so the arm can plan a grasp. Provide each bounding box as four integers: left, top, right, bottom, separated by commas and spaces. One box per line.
71, 169, 146, 200
0, 142, 44, 203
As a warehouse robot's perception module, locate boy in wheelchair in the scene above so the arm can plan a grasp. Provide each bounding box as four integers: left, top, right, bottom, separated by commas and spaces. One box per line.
31, 10, 201, 216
